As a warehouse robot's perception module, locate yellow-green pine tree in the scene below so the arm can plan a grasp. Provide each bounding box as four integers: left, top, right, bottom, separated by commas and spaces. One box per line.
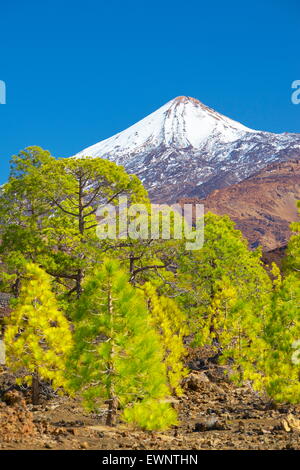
259, 271, 300, 403
258, 212, 300, 403
143, 282, 188, 396
284, 200, 300, 273
198, 276, 237, 348
4, 263, 72, 404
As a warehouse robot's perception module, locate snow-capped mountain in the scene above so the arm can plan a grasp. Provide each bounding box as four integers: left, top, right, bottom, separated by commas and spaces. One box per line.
74, 96, 300, 202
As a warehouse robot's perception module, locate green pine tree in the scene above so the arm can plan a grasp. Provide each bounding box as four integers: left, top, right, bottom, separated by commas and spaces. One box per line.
67, 258, 177, 430
0, 147, 148, 298
176, 213, 277, 390
177, 213, 273, 341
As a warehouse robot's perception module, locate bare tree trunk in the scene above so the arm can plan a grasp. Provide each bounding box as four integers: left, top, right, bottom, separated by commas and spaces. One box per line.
32, 370, 40, 405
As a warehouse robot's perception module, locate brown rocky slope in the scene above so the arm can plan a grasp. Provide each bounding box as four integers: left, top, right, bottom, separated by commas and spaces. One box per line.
179, 159, 300, 251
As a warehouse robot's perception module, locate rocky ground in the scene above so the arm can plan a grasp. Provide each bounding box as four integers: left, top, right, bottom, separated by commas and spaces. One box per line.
1, 348, 300, 450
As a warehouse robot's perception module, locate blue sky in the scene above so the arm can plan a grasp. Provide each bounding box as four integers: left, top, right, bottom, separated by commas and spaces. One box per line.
0, 0, 299, 183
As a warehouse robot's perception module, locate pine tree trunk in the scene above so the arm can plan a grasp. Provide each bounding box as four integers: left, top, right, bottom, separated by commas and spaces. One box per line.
106, 392, 118, 426
32, 370, 40, 405
129, 253, 134, 275
12, 275, 21, 298
76, 269, 83, 298
76, 174, 84, 299
106, 287, 118, 426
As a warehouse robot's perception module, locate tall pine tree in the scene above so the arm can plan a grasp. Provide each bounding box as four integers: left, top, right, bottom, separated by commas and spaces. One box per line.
67, 259, 177, 430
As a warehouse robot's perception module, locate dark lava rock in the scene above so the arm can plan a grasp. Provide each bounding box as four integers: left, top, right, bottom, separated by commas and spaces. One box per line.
193, 417, 225, 432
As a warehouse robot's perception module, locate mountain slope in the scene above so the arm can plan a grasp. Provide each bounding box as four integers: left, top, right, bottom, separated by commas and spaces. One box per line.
74, 96, 300, 203
179, 159, 300, 251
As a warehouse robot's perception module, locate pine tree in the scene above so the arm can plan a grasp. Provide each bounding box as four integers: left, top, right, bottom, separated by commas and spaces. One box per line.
284, 200, 300, 273
0, 148, 148, 298
260, 271, 300, 403
4, 263, 72, 404
177, 213, 276, 389
256, 206, 300, 403
122, 399, 178, 431
143, 282, 188, 396
67, 259, 177, 430
192, 273, 270, 388
198, 276, 237, 348
177, 213, 273, 340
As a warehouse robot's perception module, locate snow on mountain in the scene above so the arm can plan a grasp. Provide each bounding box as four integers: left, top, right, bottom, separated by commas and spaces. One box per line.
74, 96, 300, 202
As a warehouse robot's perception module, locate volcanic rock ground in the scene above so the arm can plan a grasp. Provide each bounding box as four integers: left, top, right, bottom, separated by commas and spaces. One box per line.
1, 348, 300, 450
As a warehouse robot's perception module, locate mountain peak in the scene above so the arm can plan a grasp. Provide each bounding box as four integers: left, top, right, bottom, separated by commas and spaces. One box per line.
74, 96, 254, 163
173, 96, 201, 105
73, 97, 300, 203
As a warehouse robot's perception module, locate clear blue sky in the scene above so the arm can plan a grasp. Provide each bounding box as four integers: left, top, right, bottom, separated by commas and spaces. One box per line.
0, 0, 299, 183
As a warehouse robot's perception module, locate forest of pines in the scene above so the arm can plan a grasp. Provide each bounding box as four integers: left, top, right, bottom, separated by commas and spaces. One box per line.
0, 146, 300, 430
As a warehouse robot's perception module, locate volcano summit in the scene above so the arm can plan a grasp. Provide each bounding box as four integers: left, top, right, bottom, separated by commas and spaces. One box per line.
75, 96, 300, 203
